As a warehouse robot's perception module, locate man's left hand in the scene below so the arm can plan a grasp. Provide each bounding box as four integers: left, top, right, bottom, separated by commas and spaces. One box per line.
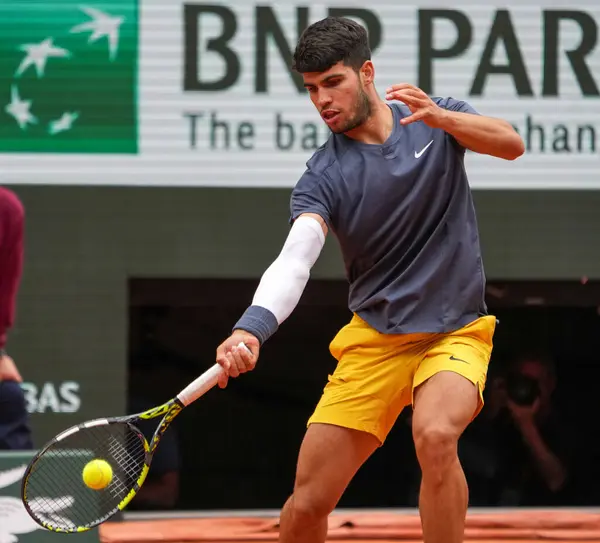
385, 83, 447, 128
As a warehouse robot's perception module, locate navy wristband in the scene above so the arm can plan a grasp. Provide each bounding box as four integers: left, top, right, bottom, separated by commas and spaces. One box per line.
233, 306, 279, 345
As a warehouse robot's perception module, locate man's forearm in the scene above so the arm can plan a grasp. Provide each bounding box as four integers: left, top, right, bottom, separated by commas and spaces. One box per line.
519, 420, 567, 492
437, 110, 525, 161
233, 215, 326, 344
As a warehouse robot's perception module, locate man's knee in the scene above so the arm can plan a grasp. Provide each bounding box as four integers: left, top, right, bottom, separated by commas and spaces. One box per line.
413, 420, 461, 486
290, 458, 343, 523
411, 371, 479, 480
414, 421, 458, 460
288, 484, 336, 525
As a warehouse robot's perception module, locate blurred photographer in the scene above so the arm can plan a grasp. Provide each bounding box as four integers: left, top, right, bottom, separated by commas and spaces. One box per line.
496, 352, 573, 504
460, 350, 573, 506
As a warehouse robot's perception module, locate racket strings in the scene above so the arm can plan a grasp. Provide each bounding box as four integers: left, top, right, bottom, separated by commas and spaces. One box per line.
24, 422, 148, 530
28, 446, 109, 524
102, 434, 146, 498
108, 433, 145, 479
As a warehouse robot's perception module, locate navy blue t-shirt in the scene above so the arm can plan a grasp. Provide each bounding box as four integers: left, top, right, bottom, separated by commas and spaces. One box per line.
290, 98, 488, 334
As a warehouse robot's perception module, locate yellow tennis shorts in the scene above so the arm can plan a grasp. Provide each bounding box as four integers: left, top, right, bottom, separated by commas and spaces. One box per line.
307, 314, 496, 444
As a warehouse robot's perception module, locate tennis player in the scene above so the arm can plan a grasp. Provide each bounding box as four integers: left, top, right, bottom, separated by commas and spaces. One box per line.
216, 16, 524, 543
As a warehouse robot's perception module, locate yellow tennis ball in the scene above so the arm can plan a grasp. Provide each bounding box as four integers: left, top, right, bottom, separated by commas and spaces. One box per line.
82, 459, 113, 490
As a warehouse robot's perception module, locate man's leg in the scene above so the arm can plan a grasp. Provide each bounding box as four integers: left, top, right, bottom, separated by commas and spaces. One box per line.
279, 422, 379, 543
280, 312, 417, 542
412, 371, 479, 543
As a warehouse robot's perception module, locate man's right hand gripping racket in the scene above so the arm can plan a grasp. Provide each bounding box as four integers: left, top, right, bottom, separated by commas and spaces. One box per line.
20, 343, 251, 533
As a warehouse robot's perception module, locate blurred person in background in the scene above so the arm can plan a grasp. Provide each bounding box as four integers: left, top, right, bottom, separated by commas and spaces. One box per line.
127, 306, 188, 509
0, 187, 33, 450
461, 351, 574, 506
499, 351, 573, 504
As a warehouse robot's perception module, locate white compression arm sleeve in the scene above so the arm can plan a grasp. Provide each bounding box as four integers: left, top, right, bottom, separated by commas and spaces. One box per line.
233, 215, 326, 344
252, 215, 326, 324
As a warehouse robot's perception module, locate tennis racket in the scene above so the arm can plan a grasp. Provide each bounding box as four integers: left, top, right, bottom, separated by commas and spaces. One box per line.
20, 343, 250, 533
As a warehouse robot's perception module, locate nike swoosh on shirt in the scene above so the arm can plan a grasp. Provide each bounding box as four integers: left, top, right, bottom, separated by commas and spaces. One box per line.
415, 140, 434, 158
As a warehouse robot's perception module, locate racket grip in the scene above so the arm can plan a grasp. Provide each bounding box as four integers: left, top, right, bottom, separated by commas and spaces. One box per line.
176, 342, 252, 406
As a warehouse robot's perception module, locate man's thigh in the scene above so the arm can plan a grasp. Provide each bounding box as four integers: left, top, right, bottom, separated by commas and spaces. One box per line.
412, 371, 480, 442
413, 315, 496, 420
292, 422, 380, 511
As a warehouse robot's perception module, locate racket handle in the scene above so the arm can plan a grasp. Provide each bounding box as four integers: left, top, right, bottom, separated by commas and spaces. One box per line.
176, 342, 252, 406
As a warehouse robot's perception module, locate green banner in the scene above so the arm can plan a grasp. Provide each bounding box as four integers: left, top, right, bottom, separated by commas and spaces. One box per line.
0, 0, 138, 153
0, 451, 100, 543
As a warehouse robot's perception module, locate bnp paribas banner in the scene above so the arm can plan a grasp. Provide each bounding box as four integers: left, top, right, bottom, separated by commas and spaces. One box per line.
1, 0, 599, 189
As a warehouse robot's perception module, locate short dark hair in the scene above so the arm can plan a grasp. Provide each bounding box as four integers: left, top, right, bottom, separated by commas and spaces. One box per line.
292, 16, 371, 74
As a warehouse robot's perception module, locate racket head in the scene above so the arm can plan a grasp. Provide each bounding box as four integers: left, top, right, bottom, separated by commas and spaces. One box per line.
21, 418, 151, 532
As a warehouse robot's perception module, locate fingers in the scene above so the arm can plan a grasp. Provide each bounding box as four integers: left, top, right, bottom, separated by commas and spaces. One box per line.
215, 336, 259, 388
217, 371, 229, 389
242, 335, 260, 358
386, 83, 424, 98
215, 352, 231, 388
385, 84, 433, 118
386, 87, 422, 100
386, 83, 422, 94
226, 344, 254, 377
385, 84, 440, 126
387, 83, 417, 91
386, 89, 428, 109
400, 110, 427, 125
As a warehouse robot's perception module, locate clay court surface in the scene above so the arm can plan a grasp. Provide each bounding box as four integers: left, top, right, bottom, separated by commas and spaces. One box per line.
100, 508, 600, 543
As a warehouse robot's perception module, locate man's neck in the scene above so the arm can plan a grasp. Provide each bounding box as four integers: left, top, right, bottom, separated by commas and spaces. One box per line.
343, 100, 394, 145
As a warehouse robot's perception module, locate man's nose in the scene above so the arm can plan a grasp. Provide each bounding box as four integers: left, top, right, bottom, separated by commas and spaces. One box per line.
318, 92, 332, 108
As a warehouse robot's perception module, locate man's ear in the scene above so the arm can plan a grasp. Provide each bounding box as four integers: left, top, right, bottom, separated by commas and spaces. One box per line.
360, 60, 375, 86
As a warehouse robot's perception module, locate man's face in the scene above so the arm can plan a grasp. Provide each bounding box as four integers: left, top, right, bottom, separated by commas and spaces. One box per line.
302, 61, 372, 134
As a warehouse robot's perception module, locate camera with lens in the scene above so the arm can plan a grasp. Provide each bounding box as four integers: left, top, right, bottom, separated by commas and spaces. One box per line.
506, 373, 540, 406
